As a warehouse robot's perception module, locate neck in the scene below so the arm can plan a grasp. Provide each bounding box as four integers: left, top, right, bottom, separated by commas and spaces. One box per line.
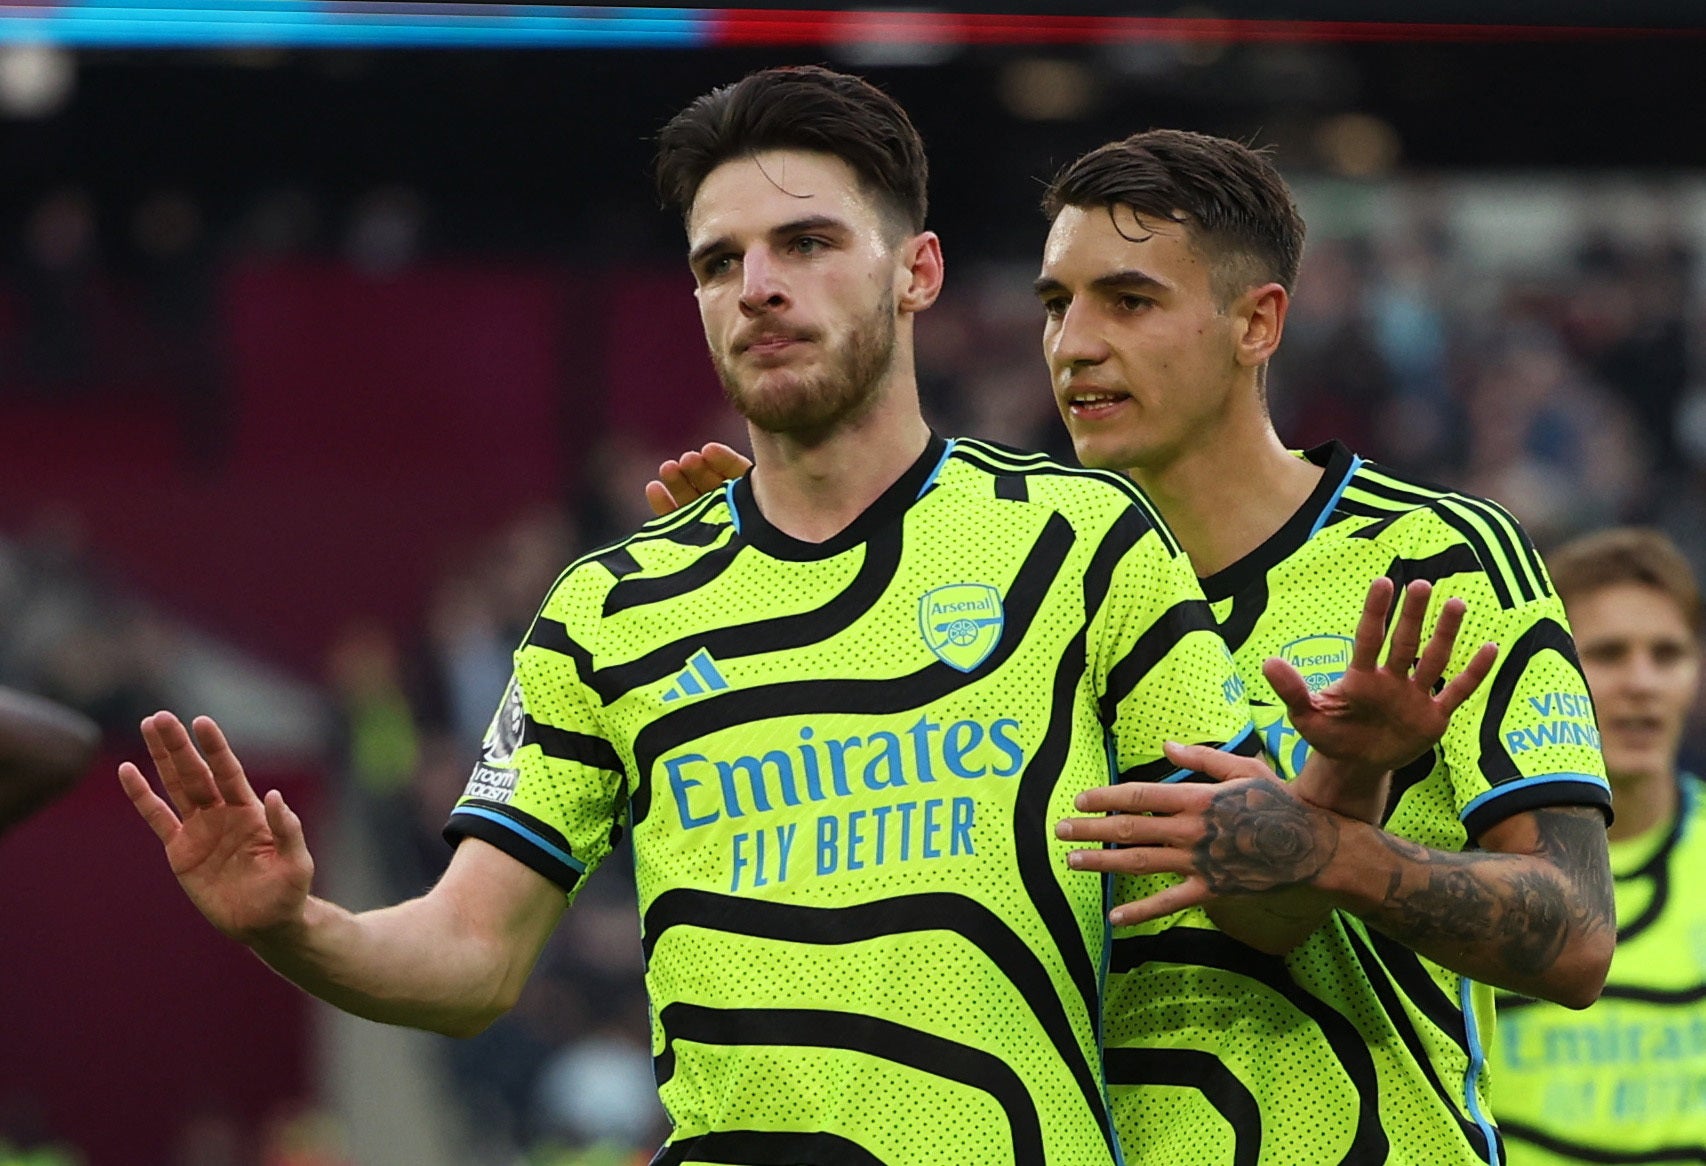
746, 387, 931, 544
1607, 768, 1679, 843
1128, 407, 1323, 578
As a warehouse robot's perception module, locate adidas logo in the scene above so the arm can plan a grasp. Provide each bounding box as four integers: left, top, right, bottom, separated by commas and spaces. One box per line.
662, 648, 730, 702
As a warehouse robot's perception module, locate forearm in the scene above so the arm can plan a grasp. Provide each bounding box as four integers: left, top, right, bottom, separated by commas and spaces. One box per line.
1291, 752, 1390, 825
250, 890, 539, 1038
1312, 809, 1613, 1006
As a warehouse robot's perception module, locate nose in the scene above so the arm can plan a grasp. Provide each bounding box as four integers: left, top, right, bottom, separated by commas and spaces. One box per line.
740, 249, 788, 314
1048, 301, 1109, 370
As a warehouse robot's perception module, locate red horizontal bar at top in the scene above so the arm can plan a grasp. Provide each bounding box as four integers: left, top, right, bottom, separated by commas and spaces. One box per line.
707, 10, 1697, 47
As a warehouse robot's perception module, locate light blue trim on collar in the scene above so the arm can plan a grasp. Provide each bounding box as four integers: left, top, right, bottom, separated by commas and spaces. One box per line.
1459, 977, 1501, 1166
723, 479, 742, 535
1307, 453, 1363, 538
1458, 772, 1611, 822
918, 437, 957, 498
455, 806, 587, 873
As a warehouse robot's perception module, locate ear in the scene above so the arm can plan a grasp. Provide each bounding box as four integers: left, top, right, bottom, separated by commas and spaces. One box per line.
1232, 282, 1289, 369
896, 230, 945, 315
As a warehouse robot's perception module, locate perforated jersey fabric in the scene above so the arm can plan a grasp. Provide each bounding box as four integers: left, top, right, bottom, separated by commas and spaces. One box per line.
447, 435, 1255, 1166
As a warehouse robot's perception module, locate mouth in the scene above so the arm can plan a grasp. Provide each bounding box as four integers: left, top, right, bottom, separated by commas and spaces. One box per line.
1604, 715, 1666, 742
738, 331, 813, 359
1063, 389, 1131, 419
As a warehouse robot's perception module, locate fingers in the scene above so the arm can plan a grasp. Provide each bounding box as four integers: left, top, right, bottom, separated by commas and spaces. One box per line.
1349, 576, 1396, 672
117, 760, 181, 845
1411, 595, 1465, 691
192, 716, 258, 808
1436, 641, 1499, 715
1057, 805, 1198, 848
1109, 878, 1210, 928
1072, 778, 1202, 816
1163, 740, 1278, 784
644, 479, 676, 517
141, 710, 217, 815
1383, 579, 1432, 677
264, 788, 309, 864
1263, 656, 1318, 722
699, 442, 752, 481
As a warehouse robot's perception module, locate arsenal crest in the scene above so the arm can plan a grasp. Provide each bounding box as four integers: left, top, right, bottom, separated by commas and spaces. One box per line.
919, 583, 1004, 672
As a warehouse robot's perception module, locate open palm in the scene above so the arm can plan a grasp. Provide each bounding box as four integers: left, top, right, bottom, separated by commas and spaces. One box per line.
118, 711, 313, 942
1266, 577, 1498, 773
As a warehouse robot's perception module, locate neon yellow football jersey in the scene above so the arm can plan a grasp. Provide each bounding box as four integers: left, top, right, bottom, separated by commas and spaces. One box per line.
1494, 773, 1706, 1166
447, 436, 1255, 1166
1105, 442, 1611, 1166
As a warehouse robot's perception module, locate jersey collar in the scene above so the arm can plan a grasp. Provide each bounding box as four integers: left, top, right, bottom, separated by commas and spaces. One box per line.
1196, 440, 1359, 602
727, 433, 951, 562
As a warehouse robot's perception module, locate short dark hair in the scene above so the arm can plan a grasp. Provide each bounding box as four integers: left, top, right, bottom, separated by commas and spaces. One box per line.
1043, 129, 1305, 302
655, 65, 928, 236
1549, 527, 1703, 635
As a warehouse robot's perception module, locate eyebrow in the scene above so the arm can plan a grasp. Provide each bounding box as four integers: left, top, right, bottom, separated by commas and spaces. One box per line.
1032, 269, 1168, 298
689, 214, 851, 270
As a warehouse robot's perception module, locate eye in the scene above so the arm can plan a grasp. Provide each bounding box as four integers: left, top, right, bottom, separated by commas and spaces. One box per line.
1116, 293, 1153, 312
792, 235, 827, 256
1040, 296, 1068, 319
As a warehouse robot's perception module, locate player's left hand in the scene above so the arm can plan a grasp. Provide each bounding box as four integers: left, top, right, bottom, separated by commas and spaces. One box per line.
1267, 577, 1498, 776
645, 443, 752, 517
1056, 741, 1341, 926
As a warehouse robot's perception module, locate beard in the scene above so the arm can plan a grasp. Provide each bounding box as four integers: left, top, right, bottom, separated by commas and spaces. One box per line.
713, 289, 898, 438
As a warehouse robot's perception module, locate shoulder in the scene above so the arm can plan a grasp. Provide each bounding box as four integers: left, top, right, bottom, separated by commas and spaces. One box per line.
1331, 457, 1550, 611
941, 438, 1182, 557
542, 491, 737, 618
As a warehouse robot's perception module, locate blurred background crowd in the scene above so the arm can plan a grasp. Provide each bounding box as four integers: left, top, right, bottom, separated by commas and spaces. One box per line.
0, 4, 1703, 1163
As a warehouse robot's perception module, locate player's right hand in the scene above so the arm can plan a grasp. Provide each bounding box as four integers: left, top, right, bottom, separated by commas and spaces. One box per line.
118, 711, 313, 944
645, 442, 752, 516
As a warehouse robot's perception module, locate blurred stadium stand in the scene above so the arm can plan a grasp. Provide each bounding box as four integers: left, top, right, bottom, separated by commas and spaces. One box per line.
0, 6, 1702, 1163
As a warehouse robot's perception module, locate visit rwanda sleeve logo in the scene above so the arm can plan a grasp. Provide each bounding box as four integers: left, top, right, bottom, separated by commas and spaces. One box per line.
919, 583, 1004, 672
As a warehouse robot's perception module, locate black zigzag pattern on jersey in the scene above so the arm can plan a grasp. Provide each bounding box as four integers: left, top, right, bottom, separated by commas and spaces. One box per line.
1612, 806, 1683, 943
995, 474, 1030, 501
1345, 929, 1495, 1164
1210, 575, 1269, 655
1365, 929, 1472, 1058
1382, 545, 1486, 590
1080, 506, 1155, 642
1105, 1047, 1261, 1166
1013, 625, 1112, 1151
1351, 471, 1549, 610
604, 533, 741, 617
522, 714, 625, 774
652, 1131, 885, 1165
529, 523, 903, 707
627, 515, 1075, 826
640, 888, 1113, 1158
653, 1004, 1045, 1166
1099, 600, 1216, 728
951, 439, 1180, 556
1498, 1120, 1706, 1165
1111, 926, 1389, 1165
1474, 617, 1589, 791
593, 545, 642, 580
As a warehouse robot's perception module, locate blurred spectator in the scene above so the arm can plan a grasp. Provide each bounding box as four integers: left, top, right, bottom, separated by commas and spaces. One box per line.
1492, 528, 1706, 1163
12, 187, 102, 393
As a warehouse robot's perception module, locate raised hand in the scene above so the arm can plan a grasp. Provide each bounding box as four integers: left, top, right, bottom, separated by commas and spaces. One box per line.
1056, 741, 1339, 927
645, 442, 753, 517
1266, 577, 1498, 776
117, 711, 313, 942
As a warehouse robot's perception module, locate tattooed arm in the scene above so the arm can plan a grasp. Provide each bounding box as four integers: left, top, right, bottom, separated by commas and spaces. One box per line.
1061, 753, 1614, 1005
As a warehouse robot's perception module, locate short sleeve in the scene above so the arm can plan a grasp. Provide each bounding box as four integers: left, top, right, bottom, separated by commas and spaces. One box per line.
1436, 581, 1611, 842
444, 602, 628, 898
